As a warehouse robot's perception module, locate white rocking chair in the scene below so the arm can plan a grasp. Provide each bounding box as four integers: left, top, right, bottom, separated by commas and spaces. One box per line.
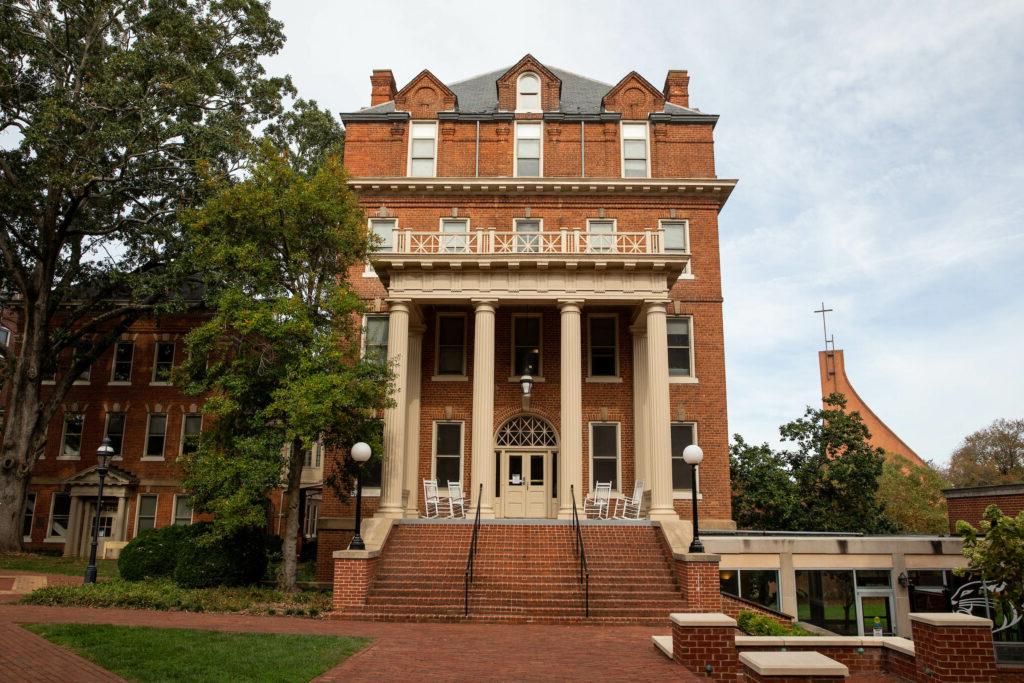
584, 481, 613, 519
447, 480, 469, 518
614, 480, 645, 520
423, 479, 444, 518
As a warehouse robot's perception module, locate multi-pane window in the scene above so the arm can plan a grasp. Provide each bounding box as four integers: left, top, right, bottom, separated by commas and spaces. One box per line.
517, 72, 541, 112
136, 494, 158, 534
181, 414, 202, 455
667, 317, 693, 377
588, 316, 617, 377
590, 423, 620, 490
111, 341, 134, 382
48, 493, 71, 538
61, 413, 84, 458
622, 123, 649, 177
515, 122, 542, 177
434, 422, 463, 486
145, 414, 167, 458
408, 122, 437, 177
153, 341, 174, 383
0, 327, 9, 346
104, 412, 126, 456
440, 218, 468, 253
587, 219, 615, 253
303, 443, 322, 469
369, 218, 395, 252
73, 346, 91, 383
662, 220, 689, 254
436, 314, 466, 376
363, 315, 389, 362
512, 316, 541, 376
22, 492, 36, 540
173, 496, 193, 525
671, 423, 697, 490
514, 219, 541, 253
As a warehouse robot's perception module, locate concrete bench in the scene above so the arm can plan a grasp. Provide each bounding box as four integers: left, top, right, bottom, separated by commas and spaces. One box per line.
739, 650, 848, 680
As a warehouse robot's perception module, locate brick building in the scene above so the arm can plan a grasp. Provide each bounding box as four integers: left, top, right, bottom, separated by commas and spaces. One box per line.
944, 483, 1024, 533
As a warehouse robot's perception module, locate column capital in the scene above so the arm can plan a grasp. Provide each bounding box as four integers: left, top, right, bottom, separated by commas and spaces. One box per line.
386, 298, 412, 313
557, 299, 584, 313
409, 323, 427, 337
643, 298, 671, 309
629, 322, 647, 336
471, 298, 499, 313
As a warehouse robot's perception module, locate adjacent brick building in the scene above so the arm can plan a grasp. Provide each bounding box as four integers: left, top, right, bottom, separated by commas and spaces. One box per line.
944, 483, 1024, 533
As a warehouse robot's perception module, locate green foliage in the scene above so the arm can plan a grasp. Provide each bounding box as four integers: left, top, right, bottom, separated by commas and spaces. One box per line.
956, 505, 1024, 610
23, 623, 366, 682
172, 526, 269, 588
736, 610, 814, 636
117, 525, 196, 581
876, 455, 950, 534
21, 578, 330, 615
730, 393, 897, 534
946, 418, 1024, 487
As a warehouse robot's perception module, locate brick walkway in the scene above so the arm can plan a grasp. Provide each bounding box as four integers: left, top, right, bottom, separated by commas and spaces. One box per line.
0, 604, 691, 681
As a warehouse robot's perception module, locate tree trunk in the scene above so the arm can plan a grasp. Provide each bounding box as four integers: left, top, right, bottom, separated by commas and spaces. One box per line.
278, 437, 305, 592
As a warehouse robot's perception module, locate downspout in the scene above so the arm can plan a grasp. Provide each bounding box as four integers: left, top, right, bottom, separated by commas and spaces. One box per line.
475, 120, 480, 177
580, 120, 585, 178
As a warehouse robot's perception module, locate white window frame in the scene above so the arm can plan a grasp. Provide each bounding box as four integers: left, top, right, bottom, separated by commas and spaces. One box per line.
513, 217, 544, 253
109, 340, 134, 384
151, 340, 175, 384
172, 494, 194, 526
514, 121, 543, 178
671, 421, 702, 498
45, 492, 71, 542
586, 218, 617, 253
432, 421, 465, 492
433, 312, 468, 380
58, 412, 85, 460
438, 217, 469, 253
668, 315, 697, 383
586, 313, 620, 381
364, 218, 398, 277
621, 122, 650, 178
0, 326, 10, 346
510, 313, 544, 380
588, 421, 621, 493
104, 411, 126, 459
180, 414, 203, 457
361, 314, 390, 361
516, 72, 542, 113
23, 492, 36, 542
72, 347, 91, 385
143, 413, 167, 460
407, 120, 438, 177
659, 218, 692, 277
134, 493, 159, 537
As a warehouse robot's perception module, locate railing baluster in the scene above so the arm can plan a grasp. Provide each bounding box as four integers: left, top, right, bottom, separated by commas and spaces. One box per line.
395, 230, 662, 256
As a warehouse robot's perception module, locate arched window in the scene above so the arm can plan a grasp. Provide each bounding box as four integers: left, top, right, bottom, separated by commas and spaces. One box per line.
517, 73, 541, 112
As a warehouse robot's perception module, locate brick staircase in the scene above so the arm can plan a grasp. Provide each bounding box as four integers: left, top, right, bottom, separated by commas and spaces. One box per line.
343, 521, 686, 624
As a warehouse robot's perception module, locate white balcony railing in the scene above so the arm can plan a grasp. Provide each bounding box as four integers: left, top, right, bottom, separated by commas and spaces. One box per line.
389, 229, 679, 256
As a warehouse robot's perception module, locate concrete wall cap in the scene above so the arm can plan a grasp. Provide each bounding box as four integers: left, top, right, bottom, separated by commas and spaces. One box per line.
739, 651, 849, 677
735, 636, 786, 646
671, 612, 736, 627
784, 636, 879, 647
909, 612, 993, 627
651, 635, 672, 659
333, 549, 381, 560
882, 637, 915, 657
673, 552, 722, 562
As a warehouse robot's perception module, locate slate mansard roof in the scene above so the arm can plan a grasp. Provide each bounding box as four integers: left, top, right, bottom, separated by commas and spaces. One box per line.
344, 60, 718, 124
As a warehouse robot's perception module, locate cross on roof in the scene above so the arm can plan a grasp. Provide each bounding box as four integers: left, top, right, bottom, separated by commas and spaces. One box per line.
814, 302, 836, 352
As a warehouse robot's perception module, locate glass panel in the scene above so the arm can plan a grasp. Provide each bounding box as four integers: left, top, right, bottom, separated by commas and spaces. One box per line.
668, 318, 692, 376
370, 219, 394, 250
741, 570, 781, 611
622, 123, 647, 140
624, 139, 647, 159
517, 123, 541, 139
495, 452, 502, 498
49, 493, 71, 537
592, 425, 617, 458
22, 493, 35, 538
154, 342, 174, 382
411, 139, 435, 157
441, 220, 467, 253
517, 139, 540, 158
515, 220, 541, 233
62, 414, 84, 457
593, 458, 618, 489
437, 316, 465, 375
519, 74, 539, 93
411, 122, 437, 138
856, 570, 892, 588
105, 413, 126, 455
436, 423, 461, 456
517, 158, 540, 177
720, 570, 740, 596
364, 316, 389, 361
796, 570, 859, 636
860, 595, 894, 636
113, 342, 134, 381
672, 424, 696, 490
410, 158, 434, 177
514, 317, 541, 376
182, 415, 202, 455
173, 497, 193, 525
508, 455, 523, 485
363, 458, 383, 488
436, 456, 460, 485
519, 93, 540, 110
146, 414, 167, 457
137, 495, 157, 532
668, 349, 691, 376
663, 222, 687, 252
551, 452, 558, 498
530, 455, 544, 485
623, 159, 647, 177
438, 347, 464, 375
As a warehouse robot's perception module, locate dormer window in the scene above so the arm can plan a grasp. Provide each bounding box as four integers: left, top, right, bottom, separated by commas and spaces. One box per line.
517, 73, 541, 112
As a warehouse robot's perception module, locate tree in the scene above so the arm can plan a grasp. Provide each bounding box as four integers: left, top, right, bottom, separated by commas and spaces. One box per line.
175, 133, 393, 590
957, 505, 1024, 614
730, 393, 897, 534
0, 0, 292, 550
946, 418, 1024, 487
876, 455, 949, 534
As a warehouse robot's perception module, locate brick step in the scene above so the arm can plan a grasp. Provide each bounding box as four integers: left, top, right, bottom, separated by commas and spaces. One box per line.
368, 580, 678, 593
376, 558, 673, 569
371, 570, 676, 583
346, 604, 680, 617
365, 596, 685, 608
333, 611, 669, 625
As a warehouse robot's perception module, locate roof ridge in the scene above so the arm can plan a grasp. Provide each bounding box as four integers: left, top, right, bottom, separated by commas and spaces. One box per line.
449, 66, 510, 86
546, 65, 614, 89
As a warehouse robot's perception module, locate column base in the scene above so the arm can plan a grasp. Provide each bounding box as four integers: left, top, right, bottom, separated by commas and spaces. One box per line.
374, 507, 404, 519
648, 508, 680, 521
557, 508, 575, 520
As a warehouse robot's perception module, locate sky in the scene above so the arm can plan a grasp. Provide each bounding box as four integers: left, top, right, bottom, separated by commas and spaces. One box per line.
259, 0, 1024, 464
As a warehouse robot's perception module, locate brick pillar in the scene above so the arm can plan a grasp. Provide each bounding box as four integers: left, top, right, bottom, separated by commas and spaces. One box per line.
675, 552, 722, 613
332, 552, 381, 611
671, 613, 738, 680
910, 612, 997, 683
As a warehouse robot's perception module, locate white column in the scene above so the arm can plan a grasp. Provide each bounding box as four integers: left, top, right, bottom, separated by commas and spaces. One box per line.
377, 299, 410, 518
402, 324, 425, 517
645, 299, 678, 520
558, 300, 584, 518
631, 324, 651, 493
469, 299, 497, 518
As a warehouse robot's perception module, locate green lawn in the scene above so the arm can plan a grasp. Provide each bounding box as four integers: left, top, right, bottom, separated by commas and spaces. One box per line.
0, 552, 118, 578
23, 624, 369, 683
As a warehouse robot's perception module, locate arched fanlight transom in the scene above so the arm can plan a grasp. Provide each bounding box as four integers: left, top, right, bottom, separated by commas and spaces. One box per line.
495, 415, 558, 448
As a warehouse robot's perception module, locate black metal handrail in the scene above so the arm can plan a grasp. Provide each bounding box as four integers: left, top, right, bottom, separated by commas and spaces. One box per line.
570, 484, 590, 617
464, 483, 483, 616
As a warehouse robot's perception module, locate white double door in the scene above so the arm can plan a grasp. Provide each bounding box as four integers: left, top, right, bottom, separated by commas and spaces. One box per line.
500, 451, 555, 518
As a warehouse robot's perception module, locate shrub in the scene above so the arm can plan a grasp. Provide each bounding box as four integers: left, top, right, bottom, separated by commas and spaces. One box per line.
172, 525, 268, 588
737, 610, 814, 637
118, 525, 197, 581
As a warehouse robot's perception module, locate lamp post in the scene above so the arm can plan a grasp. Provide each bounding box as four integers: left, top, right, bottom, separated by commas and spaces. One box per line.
682, 444, 704, 554
348, 442, 372, 551
84, 436, 115, 584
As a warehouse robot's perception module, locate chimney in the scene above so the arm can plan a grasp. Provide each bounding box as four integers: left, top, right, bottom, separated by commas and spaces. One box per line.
370, 69, 397, 106
663, 70, 690, 108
